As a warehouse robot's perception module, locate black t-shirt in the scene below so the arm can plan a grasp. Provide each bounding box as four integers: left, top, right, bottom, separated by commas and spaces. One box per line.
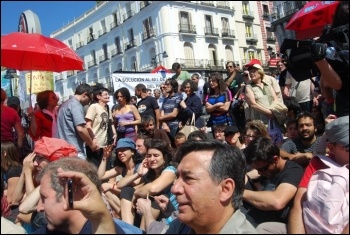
279, 69, 287, 87
136, 96, 159, 123
242, 160, 304, 226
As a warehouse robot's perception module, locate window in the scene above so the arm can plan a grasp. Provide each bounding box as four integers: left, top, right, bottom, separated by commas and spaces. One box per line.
103, 43, 108, 60
143, 17, 153, 38
245, 25, 253, 37
91, 50, 96, 64
242, 2, 249, 15
221, 17, 229, 30
179, 11, 190, 31
225, 46, 233, 62
184, 42, 194, 67
115, 37, 121, 52
100, 19, 106, 35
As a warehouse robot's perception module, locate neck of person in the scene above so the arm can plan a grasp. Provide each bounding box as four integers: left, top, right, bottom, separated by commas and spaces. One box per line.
301, 135, 317, 146
98, 101, 107, 108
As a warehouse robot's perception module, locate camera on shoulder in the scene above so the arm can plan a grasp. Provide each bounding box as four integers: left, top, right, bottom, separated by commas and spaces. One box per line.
280, 24, 349, 82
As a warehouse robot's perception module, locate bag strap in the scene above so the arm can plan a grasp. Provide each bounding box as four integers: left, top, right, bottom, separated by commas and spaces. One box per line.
316, 155, 342, 168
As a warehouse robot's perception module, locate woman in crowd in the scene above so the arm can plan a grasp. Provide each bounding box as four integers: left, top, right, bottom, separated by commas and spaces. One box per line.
205, 72, 233, 133
178, 79, 203, 129
118, 139, 177, 228
113, 87, 141, 141
244, 64, 278, 126
1, 142, 22, 206
28, 90, 59, 141
97, 138, 143, 218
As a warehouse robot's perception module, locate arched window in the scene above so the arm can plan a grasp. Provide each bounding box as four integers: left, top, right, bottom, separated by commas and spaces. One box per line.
184, 42, 194, 67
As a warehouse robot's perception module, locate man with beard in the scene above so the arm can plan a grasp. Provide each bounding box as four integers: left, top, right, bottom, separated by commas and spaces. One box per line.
280, 112, 321, 168
242, 137, 304, 232
139, 115, 171, 146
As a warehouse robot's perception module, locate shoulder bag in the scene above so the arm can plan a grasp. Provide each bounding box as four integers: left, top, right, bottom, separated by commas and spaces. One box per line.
179, 113, 198, 138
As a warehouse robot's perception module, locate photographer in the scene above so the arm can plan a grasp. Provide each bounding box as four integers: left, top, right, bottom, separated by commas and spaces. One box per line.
313, 1, 349, 117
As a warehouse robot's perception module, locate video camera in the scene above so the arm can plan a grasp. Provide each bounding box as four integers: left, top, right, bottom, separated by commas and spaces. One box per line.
280, 24, 349, 82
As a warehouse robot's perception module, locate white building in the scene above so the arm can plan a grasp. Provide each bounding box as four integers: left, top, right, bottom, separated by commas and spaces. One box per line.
52, 1, 276, 101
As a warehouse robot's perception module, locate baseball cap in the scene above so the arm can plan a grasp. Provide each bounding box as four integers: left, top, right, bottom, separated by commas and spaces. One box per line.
224, 125, 240, 136
245, 59, 262, 67
7, 96, 20, 106
315, 116, 349, 155
116, 138, 136, 150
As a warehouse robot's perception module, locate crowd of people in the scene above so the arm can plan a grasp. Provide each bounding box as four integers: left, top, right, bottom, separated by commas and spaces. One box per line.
1, 2, 349, 234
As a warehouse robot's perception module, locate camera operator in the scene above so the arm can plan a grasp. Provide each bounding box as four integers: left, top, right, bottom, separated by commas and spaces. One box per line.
312, 1, 349, 117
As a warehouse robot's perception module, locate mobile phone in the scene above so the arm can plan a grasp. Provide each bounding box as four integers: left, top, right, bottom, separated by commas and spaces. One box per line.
67, 179, 74, 208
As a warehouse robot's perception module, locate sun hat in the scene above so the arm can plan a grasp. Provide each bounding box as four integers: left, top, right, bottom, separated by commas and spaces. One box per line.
115, 138, 136, 150
34, 137, 78, 162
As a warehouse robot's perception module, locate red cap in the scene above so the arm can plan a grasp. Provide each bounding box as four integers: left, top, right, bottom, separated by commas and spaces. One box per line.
245, 59, 262, 68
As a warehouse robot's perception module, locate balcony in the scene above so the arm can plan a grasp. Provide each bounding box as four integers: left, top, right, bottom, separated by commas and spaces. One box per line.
262, 12, 270, 20
176, 59, 205, 69
55, 75, 64, 82
178, 24, 196, 34
266, 33, 276, 42
111, 48, 123, 57
204, 27, 219, 37
123, 10, 134, 21
271, 1, 307, 23
87, 60, 98, 68
242, 10, 255, 20
216, 1, 230, 9
124, 39, 136, 51
87, 34, 95, 44
76, 41, 84, 49
98, 27, 107, 37
110, 21, 120, 30
99, 54, 109, 63
246, 34, 258, 43
221, 29, 235, 38
207, 60, 224, 70
142, 28, 156, 41
200, 1, 214, 7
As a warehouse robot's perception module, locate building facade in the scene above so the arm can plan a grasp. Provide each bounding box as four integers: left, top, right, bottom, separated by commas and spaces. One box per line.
51, 1, 277, 101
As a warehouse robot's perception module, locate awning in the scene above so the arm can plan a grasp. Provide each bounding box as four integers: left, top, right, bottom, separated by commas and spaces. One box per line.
269, 58, 279, 67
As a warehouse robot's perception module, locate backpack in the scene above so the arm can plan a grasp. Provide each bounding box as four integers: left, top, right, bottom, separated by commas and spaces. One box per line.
302, 155, 349, 234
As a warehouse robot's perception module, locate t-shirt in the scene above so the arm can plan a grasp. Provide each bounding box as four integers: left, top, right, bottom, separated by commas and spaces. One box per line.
281, 137, 320, 156
85, 103, 110, 147
29, 110, 54, 141
171, 71, 191, 82
161, 94, 182, 129
242, 160, 304, 226
56, 96, 86, 159
137, 96, 159, 124
226, 72, 244, 98
1, 106, 21, 142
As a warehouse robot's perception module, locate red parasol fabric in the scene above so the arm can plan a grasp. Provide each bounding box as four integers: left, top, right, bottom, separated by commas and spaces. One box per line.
151, 65, 171, 73
285, 1, 340, 32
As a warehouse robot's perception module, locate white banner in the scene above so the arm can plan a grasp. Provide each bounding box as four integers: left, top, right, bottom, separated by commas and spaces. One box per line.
112, 72, 175, 95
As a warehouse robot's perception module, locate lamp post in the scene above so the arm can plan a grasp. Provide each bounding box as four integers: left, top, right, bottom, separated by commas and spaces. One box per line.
151, 51, 168, 67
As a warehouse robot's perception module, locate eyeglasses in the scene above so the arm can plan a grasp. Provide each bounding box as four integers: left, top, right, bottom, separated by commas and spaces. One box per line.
255, 163, 270, 172
116, 95, 124, 98
226, 65, 233, 69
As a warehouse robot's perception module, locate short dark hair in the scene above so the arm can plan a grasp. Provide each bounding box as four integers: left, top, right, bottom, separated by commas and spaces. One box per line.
135, 84, 147, 92
75, 83, 93, 96
244, 137, 280, 165
226, 61, 236, 67
175, 140, 246, 210
187, 130, 208, 141
296, 112, 315, 127
172, 62, 181, 70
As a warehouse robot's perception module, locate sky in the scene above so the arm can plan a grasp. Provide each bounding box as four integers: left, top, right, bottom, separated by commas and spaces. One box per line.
1, 1, 97, 36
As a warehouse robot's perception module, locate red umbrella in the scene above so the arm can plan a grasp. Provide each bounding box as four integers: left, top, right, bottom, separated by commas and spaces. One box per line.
151, 65, 171, 73
1, 32, 84, 72
285, 1, 339, 31
1, 32, 84, 102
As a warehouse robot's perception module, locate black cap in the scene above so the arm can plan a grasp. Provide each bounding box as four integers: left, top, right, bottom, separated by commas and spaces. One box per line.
224, 126, 239, 136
